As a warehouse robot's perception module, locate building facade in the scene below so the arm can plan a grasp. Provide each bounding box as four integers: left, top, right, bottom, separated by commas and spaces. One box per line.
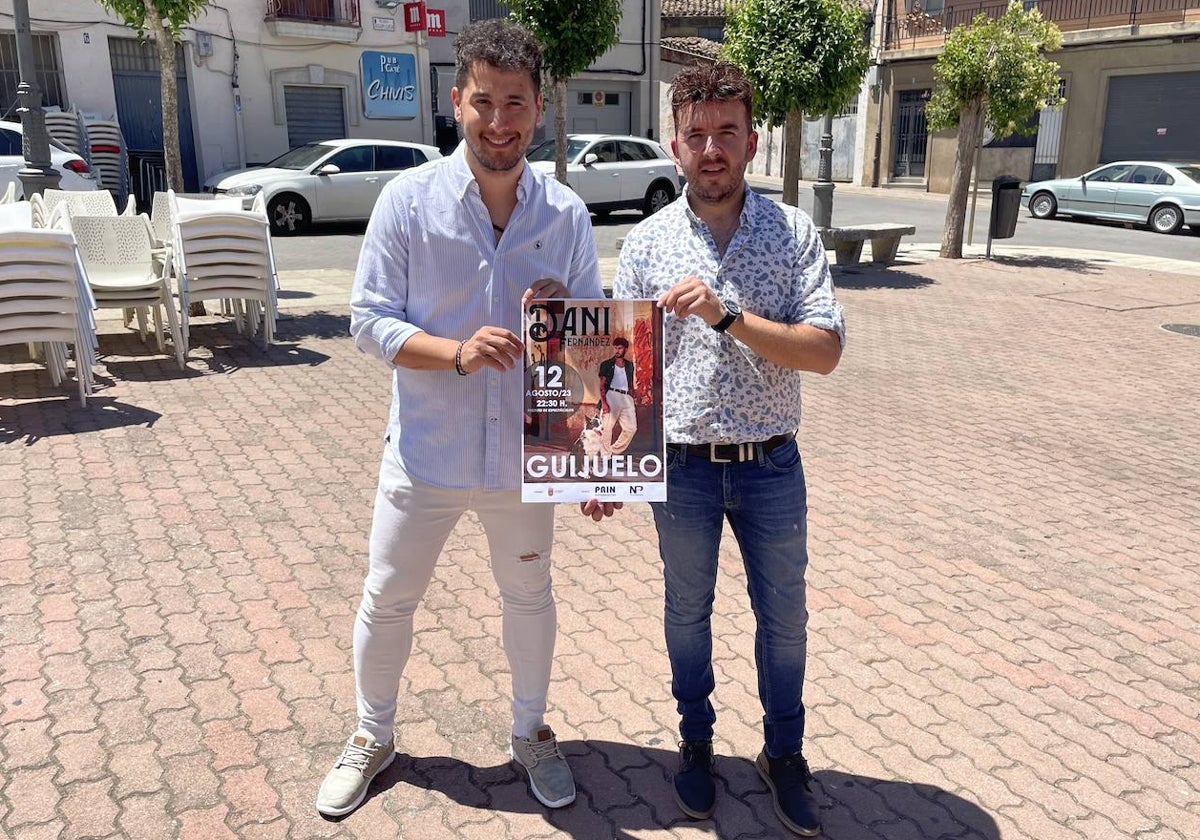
1, 0, 660, 196
864, 0, 1200, 192
657, 0, 872, 183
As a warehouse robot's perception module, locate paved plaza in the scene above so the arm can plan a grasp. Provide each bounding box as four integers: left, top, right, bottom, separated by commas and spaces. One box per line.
2, 247, 1199, 839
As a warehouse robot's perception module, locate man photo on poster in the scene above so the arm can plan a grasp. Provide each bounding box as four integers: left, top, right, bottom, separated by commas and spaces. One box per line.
598, 336, 637, 458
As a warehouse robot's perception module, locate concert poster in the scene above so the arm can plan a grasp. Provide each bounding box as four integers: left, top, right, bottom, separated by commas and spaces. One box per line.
522, 298, 666, 503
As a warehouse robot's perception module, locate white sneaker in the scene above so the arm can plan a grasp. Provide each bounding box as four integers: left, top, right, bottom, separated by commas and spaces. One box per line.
511, 725, 576, 808
315, 730, 395, 817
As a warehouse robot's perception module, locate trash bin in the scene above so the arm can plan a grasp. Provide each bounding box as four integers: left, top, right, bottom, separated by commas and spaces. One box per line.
989, 175, 1022, 239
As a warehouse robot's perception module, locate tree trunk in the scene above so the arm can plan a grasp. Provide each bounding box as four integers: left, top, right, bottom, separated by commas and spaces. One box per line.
940, 97, 984, 259
781, 109, 803, 207
553, 79, 568, 185
145, 0, 183, 192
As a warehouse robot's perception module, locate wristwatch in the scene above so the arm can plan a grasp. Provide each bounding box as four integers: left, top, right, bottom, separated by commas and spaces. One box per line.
712, 300, 742, 333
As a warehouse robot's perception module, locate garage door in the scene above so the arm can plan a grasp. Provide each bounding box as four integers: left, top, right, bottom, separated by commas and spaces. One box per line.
1100, 72, 1200, 164
537, 85, 631, 144
284, 85, 347, 149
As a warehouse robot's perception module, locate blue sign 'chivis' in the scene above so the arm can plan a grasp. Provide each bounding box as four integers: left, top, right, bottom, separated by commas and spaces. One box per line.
361, 51, 419, 119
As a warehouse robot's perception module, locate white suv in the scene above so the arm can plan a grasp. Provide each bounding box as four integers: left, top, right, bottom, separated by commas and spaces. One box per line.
527, 134, 681, 217
205, 138, 442, 235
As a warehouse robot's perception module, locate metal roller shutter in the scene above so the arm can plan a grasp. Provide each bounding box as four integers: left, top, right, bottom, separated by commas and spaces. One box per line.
1100, 72, 1200, 164
284, 85, 347, 149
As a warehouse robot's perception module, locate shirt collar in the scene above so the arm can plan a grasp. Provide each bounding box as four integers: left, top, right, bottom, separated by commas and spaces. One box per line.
681, 182, 756, 232
447, 141, 532, 204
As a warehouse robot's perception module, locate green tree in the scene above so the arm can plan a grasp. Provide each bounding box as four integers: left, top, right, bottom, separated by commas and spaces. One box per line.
722, 0, 869, 207
97, 0, 210, 192
505, 0, 623, 183
926, 1, 1063, 258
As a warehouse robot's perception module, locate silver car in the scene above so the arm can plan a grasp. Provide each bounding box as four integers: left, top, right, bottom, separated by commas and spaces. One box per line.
1022, 161, 1200, 235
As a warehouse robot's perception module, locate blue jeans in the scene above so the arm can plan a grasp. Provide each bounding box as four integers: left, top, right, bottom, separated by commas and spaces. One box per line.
650, 438, 810, 758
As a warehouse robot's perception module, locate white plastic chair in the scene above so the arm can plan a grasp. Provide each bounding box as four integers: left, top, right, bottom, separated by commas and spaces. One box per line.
149, 191, 174, 250
0, 228, 96, 404
0, 182, 15, 204
168, 190, 278, 356
42, 187, 135, 218
172, 194, 248, 216
68, 214, 185, 369
0, 202, 33, 229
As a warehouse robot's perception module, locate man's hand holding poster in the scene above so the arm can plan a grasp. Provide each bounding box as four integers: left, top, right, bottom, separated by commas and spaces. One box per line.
522, 299, 666, 503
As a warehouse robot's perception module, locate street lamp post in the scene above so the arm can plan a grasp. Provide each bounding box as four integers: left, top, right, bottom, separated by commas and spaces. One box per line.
13, 0, 61, 197
811, 110, 835, 229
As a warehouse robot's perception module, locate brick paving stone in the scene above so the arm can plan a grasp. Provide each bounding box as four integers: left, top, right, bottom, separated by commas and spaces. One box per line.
3, 255, 1200, 838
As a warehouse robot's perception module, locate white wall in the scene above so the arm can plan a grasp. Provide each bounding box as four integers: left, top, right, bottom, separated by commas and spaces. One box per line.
6, 0, 657, 181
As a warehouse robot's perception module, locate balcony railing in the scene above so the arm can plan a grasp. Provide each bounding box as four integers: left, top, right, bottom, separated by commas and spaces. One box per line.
885, 0, 1198, 48
265, 0, 360, 27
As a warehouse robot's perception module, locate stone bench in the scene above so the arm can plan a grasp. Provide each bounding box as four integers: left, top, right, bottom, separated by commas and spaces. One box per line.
821, 223, 917, 266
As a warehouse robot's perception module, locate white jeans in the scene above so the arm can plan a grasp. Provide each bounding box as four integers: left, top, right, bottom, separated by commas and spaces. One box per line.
601, 390, 637, 455
353, 446, 557, 743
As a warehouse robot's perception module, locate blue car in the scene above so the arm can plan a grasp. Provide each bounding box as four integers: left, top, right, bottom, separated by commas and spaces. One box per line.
1021, 161, 1200, 235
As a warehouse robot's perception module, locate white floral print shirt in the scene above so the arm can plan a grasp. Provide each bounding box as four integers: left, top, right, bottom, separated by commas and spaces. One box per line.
613, 185, 845, 445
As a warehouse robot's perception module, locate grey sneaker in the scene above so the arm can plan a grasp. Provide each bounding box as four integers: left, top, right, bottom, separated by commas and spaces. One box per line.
510, 725, 576, 808
315, 730, 395, 817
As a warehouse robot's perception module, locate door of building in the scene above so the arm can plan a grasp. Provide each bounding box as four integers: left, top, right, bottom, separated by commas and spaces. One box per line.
284, 85, 347, 149
109, 37, 199, 196
1100, 72, 1200, 164
892, 89, 929, 180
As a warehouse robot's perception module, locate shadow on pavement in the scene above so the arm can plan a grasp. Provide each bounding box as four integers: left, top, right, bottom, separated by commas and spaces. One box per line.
346, 740, 999, 840
0, 395, 161, 445
833, 264, 936, 291
275, 310, 352, 341
590, 210, 646, 227
91, 326, 332, 381
988, 254, 1109, 275
277, 220, 368, 238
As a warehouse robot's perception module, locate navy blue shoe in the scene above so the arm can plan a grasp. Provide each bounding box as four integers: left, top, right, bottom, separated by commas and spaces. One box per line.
756, 750, 820, 836
673, 740, 716, 819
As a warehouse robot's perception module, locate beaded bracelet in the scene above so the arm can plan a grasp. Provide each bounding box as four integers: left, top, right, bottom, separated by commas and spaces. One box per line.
454, 341, 468, 376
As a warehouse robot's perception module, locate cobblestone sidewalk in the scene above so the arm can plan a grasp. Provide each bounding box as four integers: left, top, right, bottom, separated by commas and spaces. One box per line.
2, 253, 1199, 839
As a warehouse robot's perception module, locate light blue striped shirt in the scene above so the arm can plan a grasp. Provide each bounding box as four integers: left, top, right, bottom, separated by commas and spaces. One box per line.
350, 144, 603, 490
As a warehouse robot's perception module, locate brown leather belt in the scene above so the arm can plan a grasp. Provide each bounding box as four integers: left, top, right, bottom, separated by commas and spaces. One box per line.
668, 431, 795, 463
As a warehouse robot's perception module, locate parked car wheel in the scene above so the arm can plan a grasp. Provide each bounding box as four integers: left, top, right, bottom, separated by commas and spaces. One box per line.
1149, 203, 1183, 235
643, 181, 675, 217
268, 193, 310, 235
1029, 191, 1057, 219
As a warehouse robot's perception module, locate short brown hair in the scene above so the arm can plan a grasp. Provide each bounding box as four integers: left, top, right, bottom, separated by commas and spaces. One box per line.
669, 62, 754, 130
455, 19, 543, 92
613, 337, 630, 348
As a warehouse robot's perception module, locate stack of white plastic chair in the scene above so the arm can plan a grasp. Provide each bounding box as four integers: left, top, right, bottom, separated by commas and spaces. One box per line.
0, 227, 96, 404
42, 186, 135, 218
168, 189, 279, 357
83, 116, 130, 206
68, 214, 185, 369
44, 107, 88, 159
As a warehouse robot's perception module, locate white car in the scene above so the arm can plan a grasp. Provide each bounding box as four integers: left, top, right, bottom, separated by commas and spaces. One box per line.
0, 119, 98, 197
205, 138, 442, 235
526, 134, 681, 217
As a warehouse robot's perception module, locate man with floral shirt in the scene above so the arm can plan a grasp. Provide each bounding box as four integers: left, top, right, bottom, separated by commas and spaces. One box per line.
612, 62, 845, 837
